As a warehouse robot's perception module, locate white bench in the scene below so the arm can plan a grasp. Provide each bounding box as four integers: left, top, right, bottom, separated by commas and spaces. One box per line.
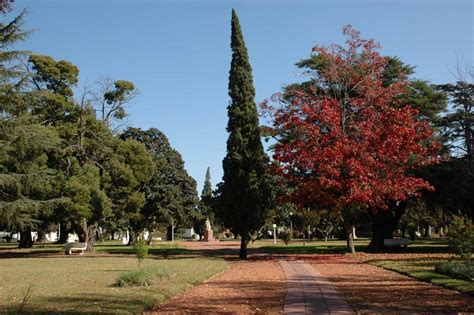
65, 242, 87, 255
384, 238, 410, 248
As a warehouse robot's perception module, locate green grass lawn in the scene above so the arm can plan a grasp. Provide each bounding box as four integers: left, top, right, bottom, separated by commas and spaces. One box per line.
0, 256, 227, 313
254, 238, 450, 254
0, 241, 191, 257
371, 258, 474, 296
255, 239, 370, 254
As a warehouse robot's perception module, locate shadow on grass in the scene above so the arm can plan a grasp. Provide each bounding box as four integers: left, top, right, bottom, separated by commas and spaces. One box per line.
258, 242, 450, 255
1, 293, 157, 314
0, 238, 451, 260
257, 244, 364, 254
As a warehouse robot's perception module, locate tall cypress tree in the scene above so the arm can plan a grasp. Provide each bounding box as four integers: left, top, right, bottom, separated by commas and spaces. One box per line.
221, 9, 272, 259
201, 167, 212, 202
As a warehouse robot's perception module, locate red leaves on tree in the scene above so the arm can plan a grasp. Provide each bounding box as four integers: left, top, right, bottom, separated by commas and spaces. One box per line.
261, 25, 440, 213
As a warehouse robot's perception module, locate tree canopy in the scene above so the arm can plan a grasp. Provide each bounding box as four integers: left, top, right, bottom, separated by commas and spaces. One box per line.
261, 26, 441, 253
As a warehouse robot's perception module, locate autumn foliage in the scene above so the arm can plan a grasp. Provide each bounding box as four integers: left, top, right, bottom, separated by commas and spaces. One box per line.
261, 26, 440, 252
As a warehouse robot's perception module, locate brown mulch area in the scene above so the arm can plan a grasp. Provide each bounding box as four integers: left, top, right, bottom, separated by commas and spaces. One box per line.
301, 254, 474, 314
149, 258, 285, 314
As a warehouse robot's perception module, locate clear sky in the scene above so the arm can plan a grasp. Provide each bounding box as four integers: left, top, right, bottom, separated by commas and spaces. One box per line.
11, 0, 473, 193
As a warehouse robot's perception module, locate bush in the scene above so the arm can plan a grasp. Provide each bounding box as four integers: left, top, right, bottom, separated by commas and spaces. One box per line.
447, 216, 474, 263
435, 261, 474, 282
133, 239, 149, 267
115, 268, 170, 287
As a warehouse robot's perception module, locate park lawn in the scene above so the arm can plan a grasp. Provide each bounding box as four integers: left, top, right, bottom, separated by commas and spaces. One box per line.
0, 256, 227, 313
255, 238, 450, 254
256, 239, 370, 254
371, 258, 474, 296
0, 241, 190, 257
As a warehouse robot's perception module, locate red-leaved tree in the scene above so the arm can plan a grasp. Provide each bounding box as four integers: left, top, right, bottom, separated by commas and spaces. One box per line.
261, 26, 440, 253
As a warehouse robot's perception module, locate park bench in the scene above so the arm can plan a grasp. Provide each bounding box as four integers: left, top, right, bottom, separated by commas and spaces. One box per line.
384, 238, 410, 248
65, 242, 87, 255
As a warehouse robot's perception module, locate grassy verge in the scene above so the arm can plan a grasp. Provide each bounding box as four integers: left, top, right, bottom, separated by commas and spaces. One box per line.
256, 239, 369, 254
371, 258, 474, 296
0, 256, 227, 313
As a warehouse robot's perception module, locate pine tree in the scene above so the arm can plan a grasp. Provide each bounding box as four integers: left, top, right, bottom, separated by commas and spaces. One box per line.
220, 9, 272, 259
437, 80, 474, 159
0, 8, 62, 248
0, 9, 29, 85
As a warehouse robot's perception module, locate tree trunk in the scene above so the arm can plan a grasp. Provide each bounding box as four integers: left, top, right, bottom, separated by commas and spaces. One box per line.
87, 224, 95, 252
147, 232, 153, 245
368, 202, 407, 251
239, 236, 248, 259
352, 226, 357, 239
127, 230, 136, 246
57, 224, 69, 244
424, 225, 432, 238
80, 219, 94, 252
166, 225, 173, 241
95, 227, 102, 242
344, 221, 355, 254
368, 211, 395, 251
401, 224, 407, 238
19, 227, 34, 248
36, 229, 47, 243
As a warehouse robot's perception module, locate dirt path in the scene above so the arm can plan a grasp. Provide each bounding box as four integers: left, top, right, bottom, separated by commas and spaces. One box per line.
152, 258, 285, 314
149, 241, 284, 313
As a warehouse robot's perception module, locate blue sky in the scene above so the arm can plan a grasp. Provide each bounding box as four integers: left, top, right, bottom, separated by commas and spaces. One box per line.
11, 0, 473, 193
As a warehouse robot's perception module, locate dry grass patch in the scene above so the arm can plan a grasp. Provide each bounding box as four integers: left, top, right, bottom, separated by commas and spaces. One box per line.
0, 256, 226, 313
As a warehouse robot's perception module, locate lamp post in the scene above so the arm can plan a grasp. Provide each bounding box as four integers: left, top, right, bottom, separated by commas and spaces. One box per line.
273, 224, 277, 244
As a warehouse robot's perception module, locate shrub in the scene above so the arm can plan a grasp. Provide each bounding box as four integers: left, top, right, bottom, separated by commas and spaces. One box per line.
447, 216, 474, 263
115, 268, 170, 287
133, 238, 149, 267
435, 261, 474, 282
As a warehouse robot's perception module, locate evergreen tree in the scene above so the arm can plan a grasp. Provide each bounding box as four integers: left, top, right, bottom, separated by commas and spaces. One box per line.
0, 116, 61, 248
121, 127, 198, 242
220, 9, 273, 259
201, 167, 212, 202
437, 80, 474, 158
0, 9, 62, 248
104, 137, 154, 245
193, 167, 212, 239
0, 9, 29, 85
